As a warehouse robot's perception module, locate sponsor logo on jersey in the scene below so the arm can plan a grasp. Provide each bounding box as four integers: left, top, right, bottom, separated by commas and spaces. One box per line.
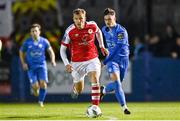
81, 39, 89, 45
30, 51, 42, 57
79, 35, 88, 45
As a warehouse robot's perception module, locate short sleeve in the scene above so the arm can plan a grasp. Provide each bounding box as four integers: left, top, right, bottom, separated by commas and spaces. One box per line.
117, 28, 128, 44
20, 40, 28, 52
62, 31, 70, 44
61, 25, 74, 45
44, 38, 50, 50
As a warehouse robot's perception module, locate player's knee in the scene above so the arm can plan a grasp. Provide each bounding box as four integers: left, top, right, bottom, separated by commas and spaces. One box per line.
91, 79, 99, 84
32, 82, 40, 89
39, 81, 47, 89
74, 82, 84, 94
90, 75, 100, 83
88, 72, 100, 82
110, 73, 119, 81
76, 89, 82, 94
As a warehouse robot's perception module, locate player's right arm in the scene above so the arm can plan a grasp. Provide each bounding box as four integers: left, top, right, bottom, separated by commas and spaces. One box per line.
19, 41, 28, 70
93, 21, 109, 56
60, 29, 73, 73
60, 45, 73, 73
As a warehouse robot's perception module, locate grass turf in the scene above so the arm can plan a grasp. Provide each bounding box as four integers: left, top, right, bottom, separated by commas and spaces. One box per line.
0, 102, 180, 120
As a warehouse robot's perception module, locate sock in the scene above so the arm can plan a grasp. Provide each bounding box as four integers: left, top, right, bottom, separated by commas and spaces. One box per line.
39, 88, 47, 103
91, 83, 100, 105
104, 82, 116, 93
122, 104, 128, 111
114, 80, 126, 106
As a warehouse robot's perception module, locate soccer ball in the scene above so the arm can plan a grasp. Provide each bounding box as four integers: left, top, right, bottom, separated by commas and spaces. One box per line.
86, 105, 102, 118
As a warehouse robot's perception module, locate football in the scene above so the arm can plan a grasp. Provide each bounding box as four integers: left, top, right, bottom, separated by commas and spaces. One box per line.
86, 105, 102, 118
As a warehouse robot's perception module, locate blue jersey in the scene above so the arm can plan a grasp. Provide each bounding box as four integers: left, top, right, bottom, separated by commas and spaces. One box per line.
20, 36, 50, 69
102, 24, 129, 65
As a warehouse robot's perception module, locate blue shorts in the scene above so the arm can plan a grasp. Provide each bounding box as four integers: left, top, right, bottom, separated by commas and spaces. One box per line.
106, 57, 129, 81
27, 67, 48, 84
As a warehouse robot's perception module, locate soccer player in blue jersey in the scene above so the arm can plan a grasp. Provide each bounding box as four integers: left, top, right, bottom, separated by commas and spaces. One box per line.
100, 8, 131, 114
19, 23, 56, 107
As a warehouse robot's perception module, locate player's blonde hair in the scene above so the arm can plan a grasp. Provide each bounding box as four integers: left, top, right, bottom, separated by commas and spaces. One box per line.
73, 8, 86, 16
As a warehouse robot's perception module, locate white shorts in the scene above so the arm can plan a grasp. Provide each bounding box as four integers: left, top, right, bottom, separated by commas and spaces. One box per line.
71, 57, 101, 83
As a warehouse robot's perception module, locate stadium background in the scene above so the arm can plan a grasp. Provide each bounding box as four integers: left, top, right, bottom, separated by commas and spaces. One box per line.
0, 0, 180, 103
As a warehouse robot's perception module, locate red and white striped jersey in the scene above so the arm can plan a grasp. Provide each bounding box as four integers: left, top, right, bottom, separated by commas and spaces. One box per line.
61, 21, 99, 62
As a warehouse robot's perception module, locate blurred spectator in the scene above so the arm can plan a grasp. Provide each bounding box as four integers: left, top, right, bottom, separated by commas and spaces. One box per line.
133, 36, 146, 59
147, 34, 162, 57
0, 40, 2, 51
161, 24, 179, 57
170, 37, 180, 59
0, 40, 2, 61
1, 40, 14, 63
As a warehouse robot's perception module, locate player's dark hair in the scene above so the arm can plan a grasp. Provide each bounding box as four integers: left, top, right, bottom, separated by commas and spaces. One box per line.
104, 8, 115, 16
73, 8, 86, 16
30, 23, 41, 30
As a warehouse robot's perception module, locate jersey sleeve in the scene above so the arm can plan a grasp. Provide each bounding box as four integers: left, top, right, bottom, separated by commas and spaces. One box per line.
89, 21, 100, 33
116, 28, 128, 45
44, 38, 50, 50
103, 27, 129, 65
61, 27, 71, 46
60, 26, 72, 65
20, 40, 28, 52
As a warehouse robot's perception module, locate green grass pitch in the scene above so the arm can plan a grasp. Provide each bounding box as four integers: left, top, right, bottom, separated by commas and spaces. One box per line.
0, 102, 180, 120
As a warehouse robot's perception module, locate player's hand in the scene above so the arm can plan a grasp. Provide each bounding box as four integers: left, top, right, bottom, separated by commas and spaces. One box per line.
22, 63, 28, 70
100, 47, 109, 56
65, 64, 73, 73
51, 60, 56, 67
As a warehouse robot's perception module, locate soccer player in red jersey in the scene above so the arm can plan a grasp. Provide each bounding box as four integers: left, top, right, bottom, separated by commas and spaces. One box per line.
60, 8, 108, 107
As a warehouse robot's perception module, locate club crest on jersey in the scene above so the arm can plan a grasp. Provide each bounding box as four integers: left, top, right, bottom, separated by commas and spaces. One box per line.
39, 44, 42, 48
88, 29, 93, 34
118, 33, 124, 40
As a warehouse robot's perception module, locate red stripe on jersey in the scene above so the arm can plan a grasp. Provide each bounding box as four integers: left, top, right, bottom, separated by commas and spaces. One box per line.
61, 41, 69, 47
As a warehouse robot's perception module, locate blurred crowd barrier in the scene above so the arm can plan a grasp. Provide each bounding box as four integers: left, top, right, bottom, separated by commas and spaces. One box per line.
0, 55, 180, 102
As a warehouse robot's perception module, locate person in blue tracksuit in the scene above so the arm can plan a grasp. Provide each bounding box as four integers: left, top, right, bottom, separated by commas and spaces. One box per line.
100, 8, 131, 114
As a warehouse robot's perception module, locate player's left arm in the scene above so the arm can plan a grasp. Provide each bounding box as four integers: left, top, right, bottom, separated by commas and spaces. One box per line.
44, 38, 56, 66
96, 27, 109, 56
47, 46, 56, 66
47, 46, 56, 67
